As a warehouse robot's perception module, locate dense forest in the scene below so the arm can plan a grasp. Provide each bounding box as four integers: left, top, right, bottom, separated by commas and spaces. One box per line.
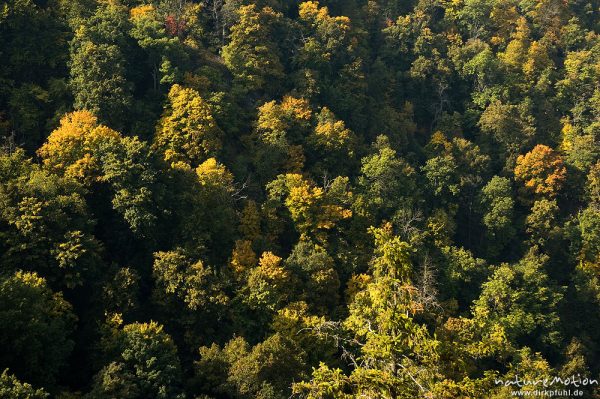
0, 0, 599, 397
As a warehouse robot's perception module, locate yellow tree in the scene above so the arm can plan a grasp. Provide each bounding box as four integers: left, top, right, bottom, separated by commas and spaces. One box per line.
514, 144, 567, 199
253, 96, 312, 181
37, 110, 121, 184
266, 173, 352, 242
154, 84, 222, 167
38, 110, 160, 236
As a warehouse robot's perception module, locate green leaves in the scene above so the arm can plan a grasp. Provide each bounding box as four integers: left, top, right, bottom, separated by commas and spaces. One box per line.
0, 369, 48, 399
90, 321, 185, 399
0, 271, 77, 387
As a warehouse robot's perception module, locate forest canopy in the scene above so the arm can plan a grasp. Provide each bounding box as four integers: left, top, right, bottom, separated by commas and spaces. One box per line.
0, 0, 600, 397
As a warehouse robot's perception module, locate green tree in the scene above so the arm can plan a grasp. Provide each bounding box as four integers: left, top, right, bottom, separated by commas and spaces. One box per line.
284, 240, 340, 314
196, 334, 306, 399
0, 271, 77, 387
0, 148, 101, 288
0, 369, 48, 399
153, 248, 228, 311
252, 96, 312, 183
38, 110, 160, 238
472, 250, 563, 351
478, 176, 516, 255
129, 4, 187, 91
222, 5, 285, 94
69, 40, 132, 129
295, 224, 440, 398
89, 321, 185, 399
355, 136, 417, 222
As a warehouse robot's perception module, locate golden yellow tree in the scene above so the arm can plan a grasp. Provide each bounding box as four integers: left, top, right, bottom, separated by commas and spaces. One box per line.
37, 110, 121, 184
514, 144, 567, 199
154, 84, 222, 167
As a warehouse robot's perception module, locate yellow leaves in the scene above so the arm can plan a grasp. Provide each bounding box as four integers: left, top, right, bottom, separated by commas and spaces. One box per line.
256, 96, 312, 144
242, 251, 292, 311
523, 41, 552, 78
230, 239, 257, 275
426, 131, 453, 154
298, 1, 322, 21
123, 320, 164, 339
317, 205, 352, 229
196, 157, 234, 188
312, 107, 354, 151
498, 17, 530, 70
268, 174, 352, 242
563, 50, 594, 78
281, 174, 352, 237
155, 84, 222, 167
346, 273, 371, 302
560, 120, 575, 152
107, 312, 124, 329
281, 96, 312, 121
370, 223, 413, 282
258, 251, 288, 280
442, 317, 510, 360
15, 197, 44, 235
38, 110, 121, 184
514, 144, 567, 198
13, 270, 46, 288
286, 182, 322, 224
129, 4, 154, 20
299, 1, 350, 29
272, 301, 324, 333
256, 101, 288, 135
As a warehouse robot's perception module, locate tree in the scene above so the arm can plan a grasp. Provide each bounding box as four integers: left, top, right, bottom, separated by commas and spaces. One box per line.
154, 84, 222, 167
153, 249, 228, 311
38, 111, 160, 237
294, 1, 368, 130
295, 224, 440, 398
266, 173, 352, 243
478, 176, 516, 255
422, 133, 490, 231
222, 5, 285, 94
576, 207, 600, 267
70, 40, 132, 129
355, 136, 417, 222
0, 0, 69, 149
306, 107, 357, 176
284, 240, 340, 314
478, 100, 535, 167
514, 144, 567, 200
0, 271, 77, 387
440, 245, 489, 311
0, 369, 48, 399
37, 110, 120, 183
89, 321, 185, 399
241, 251, 293, 313
252, 96, 312, 183
196, 334, 306, 399
68, 0, 135, 128
0, 148, 101, 288
129, 4, 188, 91
525, 199, 561, 249
471, 250, 563, 352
